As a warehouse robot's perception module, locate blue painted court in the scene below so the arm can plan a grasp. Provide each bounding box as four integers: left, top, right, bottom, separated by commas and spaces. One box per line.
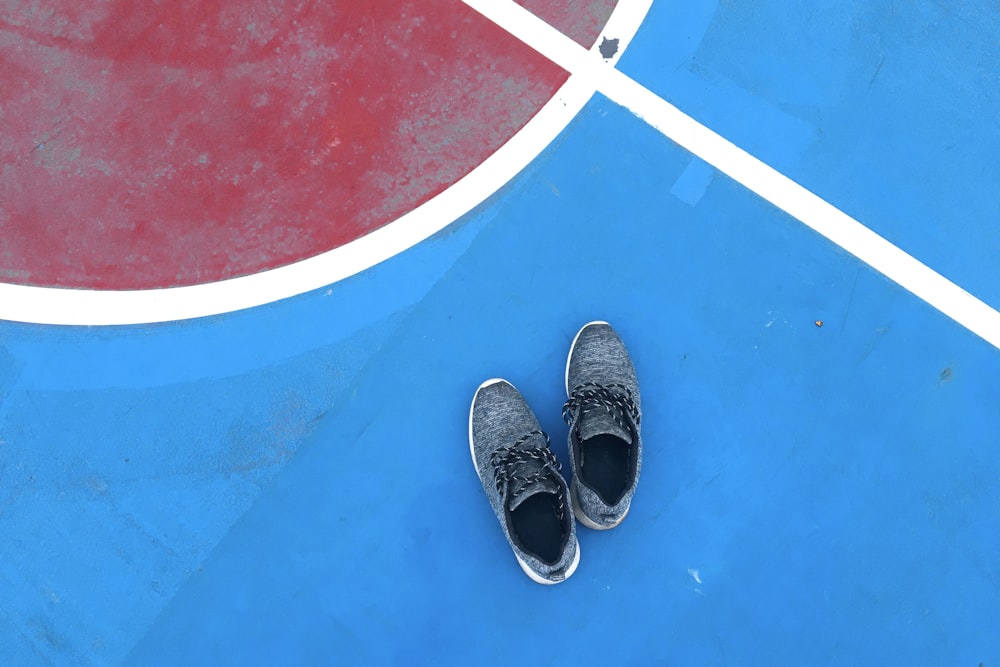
2, 1, 999, 664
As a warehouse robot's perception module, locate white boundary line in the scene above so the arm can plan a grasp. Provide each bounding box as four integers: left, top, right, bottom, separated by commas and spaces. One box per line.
0, 0, 652, 326
462, 0, 1000, 351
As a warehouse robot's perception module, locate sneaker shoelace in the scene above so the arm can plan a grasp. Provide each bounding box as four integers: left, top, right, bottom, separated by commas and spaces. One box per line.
489, 430, 562, 502
562, 382, 641, 437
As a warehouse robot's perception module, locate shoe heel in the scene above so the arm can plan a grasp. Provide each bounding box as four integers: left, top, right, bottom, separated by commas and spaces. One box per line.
571, 484, 628, 530
515, 541, 581, 584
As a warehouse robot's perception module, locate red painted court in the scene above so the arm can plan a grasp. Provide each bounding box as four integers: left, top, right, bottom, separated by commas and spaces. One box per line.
2, 1, 613, 289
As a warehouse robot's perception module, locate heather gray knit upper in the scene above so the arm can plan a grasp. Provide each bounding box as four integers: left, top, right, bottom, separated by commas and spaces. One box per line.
564, 322, 642, 527
470, 380, 579, 582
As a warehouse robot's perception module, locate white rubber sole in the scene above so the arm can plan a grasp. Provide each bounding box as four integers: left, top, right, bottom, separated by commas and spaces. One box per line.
470, 378, 581, 584
516, 539, 581, 585
565, 320, 611, 395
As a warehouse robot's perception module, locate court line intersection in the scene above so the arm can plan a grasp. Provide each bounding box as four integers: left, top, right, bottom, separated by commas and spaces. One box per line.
464, 0, 1000, 352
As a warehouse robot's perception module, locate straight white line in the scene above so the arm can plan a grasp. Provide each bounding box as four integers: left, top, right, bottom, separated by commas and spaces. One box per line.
464, 0, 1000, 351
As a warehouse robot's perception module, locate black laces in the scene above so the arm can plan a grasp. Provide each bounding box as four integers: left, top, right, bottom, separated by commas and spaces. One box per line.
489, 430, 560, 499
562, 382, 641, 435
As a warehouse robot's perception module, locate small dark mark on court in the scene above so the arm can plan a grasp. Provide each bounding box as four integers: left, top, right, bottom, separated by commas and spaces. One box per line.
599, 37, 619, 58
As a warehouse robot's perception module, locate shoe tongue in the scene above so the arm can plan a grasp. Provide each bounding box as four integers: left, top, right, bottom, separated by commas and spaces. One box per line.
578, 406, 633, 445
508, 467, 560, 511
509, 475, 559, 512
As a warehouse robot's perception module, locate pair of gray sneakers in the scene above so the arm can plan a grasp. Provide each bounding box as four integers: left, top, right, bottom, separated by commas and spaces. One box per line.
469, 322, 642, 584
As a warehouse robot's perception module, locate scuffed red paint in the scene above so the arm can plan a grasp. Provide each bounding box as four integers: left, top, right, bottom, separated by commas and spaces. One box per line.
516, 0, 619, 48
0, 1, 613, 289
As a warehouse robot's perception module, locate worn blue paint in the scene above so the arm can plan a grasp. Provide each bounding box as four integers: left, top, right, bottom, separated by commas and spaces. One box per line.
3, 2, 1000, 665
671, 158, 716, 206
0, 212, 496, 664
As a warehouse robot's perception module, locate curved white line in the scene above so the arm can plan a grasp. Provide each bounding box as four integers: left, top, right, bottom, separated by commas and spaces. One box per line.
0, 0, 652, 326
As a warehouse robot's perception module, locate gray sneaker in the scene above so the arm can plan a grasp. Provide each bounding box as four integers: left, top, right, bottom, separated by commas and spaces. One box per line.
469, 379, 580, 584
563, 322, 642, 530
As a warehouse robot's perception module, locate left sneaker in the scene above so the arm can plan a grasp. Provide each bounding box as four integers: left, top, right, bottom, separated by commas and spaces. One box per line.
563, 321, 642, 530
469, 379, 580, 584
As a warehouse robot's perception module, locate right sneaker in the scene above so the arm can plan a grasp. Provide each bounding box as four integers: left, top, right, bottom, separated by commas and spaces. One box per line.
469, 379, 580, 584
563, 321, 642, 530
